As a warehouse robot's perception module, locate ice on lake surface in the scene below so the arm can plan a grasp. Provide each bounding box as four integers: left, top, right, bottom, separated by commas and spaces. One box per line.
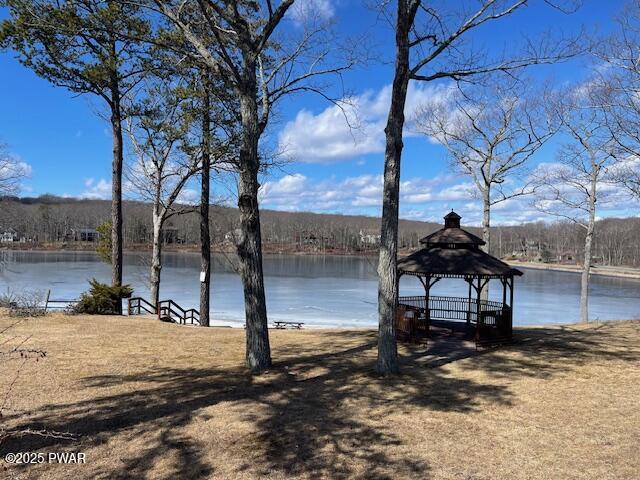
1, 250, 640, 327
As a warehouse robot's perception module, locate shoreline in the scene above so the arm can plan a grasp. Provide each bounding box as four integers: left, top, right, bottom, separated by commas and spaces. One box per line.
5, 246, 640, 279
0, 243, 381, 258
212, 318, 637, 330
510, 260, 640, 279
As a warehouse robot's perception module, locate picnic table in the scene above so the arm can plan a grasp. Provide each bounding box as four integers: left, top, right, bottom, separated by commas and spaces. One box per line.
273, 321, 304, 330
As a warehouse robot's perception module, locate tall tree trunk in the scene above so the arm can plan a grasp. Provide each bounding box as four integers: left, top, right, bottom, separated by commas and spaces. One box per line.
199, 74, 211, 327
377, 2, 414, 375
110, 80, 124, 314
237, 78, 271, 372
150, 206, 163, 309
581, 169, 597, 323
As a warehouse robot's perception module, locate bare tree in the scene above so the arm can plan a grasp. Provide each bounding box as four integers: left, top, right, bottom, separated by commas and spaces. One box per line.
591, 1, 640, 200
375, 0, 580, 374
0, 144, 29, 195
533, 83, 617, 323
125, 82, 201, 308
416, 80, 556, 254
151, 0, 354, 372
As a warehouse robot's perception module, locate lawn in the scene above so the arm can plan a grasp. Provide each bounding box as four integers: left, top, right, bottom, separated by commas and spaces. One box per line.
1, 313, 639, 479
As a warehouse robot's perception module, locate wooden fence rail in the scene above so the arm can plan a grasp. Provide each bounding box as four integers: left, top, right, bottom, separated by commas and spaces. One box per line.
399, 295, 506, 323
127, 297, 157, 316
43, 290, 79, 312
157, 299, 200, 325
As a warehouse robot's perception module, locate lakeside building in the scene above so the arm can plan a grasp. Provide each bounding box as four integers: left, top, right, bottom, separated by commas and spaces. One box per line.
70, 228, 99, 242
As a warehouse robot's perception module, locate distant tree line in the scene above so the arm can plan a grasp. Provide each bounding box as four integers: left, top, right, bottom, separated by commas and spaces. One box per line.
2, 195, 640, 267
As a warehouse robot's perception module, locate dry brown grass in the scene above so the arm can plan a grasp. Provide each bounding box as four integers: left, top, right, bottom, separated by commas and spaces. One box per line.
1, 314, 639, 480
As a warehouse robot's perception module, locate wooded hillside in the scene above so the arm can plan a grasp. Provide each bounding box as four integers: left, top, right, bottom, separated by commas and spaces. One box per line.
1, 195, 639, 266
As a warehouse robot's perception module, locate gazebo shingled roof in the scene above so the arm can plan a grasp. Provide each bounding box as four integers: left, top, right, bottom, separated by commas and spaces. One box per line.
399, 210, 523, 279
419, 228, 485, 247
398, 246, 523, 278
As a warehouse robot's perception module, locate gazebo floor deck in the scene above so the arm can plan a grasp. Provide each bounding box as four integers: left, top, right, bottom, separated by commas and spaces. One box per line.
399, 319, 512, 363
399, 321, 478, 367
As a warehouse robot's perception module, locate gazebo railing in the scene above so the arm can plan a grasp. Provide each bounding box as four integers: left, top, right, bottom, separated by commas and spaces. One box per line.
399, 295, 507, 323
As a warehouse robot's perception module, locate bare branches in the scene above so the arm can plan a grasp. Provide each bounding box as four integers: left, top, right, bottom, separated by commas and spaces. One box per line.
590, 0, 640, 201
124, 79, 201, 219
0, 144, 29, 196
406, 1, 581, 84
410, 0, 527, 77
255, 0, 295, 54
532, 82, 618, 227
416, 79, 555, 205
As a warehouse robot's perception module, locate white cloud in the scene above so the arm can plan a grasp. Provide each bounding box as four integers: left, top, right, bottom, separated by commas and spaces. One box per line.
260, 173, 383, 212
288, 0, 335, 24
81, 178, 111, 199
0, 152, 33, 195
259, 172, 480, 219
278, 82, 455, 164
177, 188, 199, 205
0, 159, 32, 178
258, 168, 638, 226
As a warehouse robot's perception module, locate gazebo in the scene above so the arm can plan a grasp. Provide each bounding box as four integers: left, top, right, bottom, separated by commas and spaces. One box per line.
397, 211, 523, 346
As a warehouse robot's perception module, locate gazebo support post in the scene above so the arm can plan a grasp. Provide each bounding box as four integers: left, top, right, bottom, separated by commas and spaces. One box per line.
417, 275, 429, 338
466, 278, 472, 326
500, 277, 508, 339
425, 275, 430, 336
422, 275, 431, 337
502, 278, 507, 306
509, 276, 514, 338
475, 277, 482, 343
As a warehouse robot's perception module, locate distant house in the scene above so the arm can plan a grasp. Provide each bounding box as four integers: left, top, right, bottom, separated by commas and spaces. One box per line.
359, 230, 381, 246
512, 239, 549, 261
295, 231, 331, 246
71, 228, 99, 242
557, 252, 575, 264
161, 225, 181, 244
0, 227, 18, 243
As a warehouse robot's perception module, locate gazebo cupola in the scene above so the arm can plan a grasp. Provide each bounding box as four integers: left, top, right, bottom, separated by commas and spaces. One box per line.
444, 210, 461, 229
420, 210, 485, 250
397, 211, 523, 346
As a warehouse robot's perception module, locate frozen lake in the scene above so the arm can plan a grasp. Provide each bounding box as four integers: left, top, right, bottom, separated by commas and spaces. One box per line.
1, 250, 639, 327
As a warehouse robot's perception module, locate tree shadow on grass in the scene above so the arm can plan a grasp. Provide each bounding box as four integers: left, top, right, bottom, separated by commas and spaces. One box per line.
2, 321, 639, 478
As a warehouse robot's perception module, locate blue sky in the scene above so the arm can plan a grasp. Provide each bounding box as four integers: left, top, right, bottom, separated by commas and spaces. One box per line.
0, 0, 635, 226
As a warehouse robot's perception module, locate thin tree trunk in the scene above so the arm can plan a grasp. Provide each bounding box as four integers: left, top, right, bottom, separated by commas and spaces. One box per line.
199, 73, 211, 327
150, 208, 162, 309
237, 79, 271, 372
581, 170, 597, 323
377, 2, 414, 375
482, 185, 491, 254
110, 82, 124, 314
481, 185, 491, 301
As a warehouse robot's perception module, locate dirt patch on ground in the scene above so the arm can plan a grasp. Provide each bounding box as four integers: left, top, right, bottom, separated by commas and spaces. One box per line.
1, 314, 639, 479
